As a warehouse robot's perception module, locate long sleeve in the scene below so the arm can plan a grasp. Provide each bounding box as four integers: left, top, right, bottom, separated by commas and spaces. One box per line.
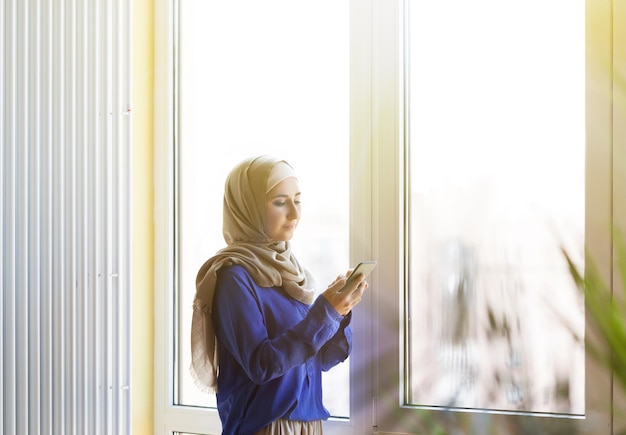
320, 312, 352, 371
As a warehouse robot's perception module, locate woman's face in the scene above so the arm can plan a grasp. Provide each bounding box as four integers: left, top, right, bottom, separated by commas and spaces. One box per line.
264, 177, 301, 241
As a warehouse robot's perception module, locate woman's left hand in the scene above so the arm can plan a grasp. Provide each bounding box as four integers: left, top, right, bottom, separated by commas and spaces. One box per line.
322, 272, 369, 316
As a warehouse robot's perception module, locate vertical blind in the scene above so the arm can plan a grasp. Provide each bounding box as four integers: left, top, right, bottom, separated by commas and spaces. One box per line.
1, 1, 131, 434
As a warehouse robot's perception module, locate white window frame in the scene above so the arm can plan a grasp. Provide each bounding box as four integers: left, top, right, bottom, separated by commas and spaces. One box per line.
154, 0, 626, 433
367, 0, 623, 433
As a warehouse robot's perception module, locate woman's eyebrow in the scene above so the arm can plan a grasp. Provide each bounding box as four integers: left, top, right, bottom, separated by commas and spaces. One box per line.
270, 192, 301, 199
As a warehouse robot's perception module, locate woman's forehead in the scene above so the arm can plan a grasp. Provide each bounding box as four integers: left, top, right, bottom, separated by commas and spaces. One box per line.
267, 177, 300, 197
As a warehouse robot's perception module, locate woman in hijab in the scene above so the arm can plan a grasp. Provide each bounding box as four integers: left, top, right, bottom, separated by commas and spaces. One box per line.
190, 155, 368, 435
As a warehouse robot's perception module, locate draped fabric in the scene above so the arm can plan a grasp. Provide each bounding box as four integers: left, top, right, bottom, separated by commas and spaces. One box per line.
190, 156, 317, 392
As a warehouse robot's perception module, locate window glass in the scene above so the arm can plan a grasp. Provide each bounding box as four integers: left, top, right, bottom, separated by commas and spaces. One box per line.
176, 0, 351, 417
406, 0, 585, 414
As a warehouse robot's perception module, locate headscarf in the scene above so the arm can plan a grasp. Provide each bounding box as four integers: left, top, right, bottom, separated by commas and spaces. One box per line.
190, 155, 317, 393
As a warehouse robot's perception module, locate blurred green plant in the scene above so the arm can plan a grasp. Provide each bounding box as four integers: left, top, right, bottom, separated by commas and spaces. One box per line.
562, 229, 626, 396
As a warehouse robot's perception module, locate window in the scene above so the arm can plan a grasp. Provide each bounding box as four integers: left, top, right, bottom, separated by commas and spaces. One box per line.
157, 0, 354, 433
369, 0, 619, 433
176, 0, 351, 414
155, 0, 624, 434
406, 0, 585, 414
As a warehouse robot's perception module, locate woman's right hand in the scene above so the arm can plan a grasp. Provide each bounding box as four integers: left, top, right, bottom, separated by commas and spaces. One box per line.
321, 273, 369, 316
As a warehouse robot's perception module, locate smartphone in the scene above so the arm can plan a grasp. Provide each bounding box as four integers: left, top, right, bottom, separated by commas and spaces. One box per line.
338, 261, 377, 293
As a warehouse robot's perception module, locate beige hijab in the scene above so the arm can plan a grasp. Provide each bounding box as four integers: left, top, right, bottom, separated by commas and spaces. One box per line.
190, 155, 317, 393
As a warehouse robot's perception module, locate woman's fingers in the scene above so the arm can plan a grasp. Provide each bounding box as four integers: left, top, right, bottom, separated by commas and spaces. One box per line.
322, 275, 368, 316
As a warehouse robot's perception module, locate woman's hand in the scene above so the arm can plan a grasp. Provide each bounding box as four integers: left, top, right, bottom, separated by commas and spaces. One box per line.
322, 271, 369, 316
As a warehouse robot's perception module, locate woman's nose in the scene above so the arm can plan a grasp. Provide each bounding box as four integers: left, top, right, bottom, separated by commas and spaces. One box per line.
287, 203, 300, 219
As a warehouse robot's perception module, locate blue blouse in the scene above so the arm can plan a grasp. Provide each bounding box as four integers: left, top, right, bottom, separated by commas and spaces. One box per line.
212, 265, 352, 435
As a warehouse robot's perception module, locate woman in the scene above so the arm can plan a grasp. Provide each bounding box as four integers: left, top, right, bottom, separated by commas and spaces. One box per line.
190, 155, 368, 435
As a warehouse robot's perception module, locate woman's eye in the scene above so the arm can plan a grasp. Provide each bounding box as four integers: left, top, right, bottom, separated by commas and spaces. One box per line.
272, 198, 301, 207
